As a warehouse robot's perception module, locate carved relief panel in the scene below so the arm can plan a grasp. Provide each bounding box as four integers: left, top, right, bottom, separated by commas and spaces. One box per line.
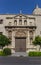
15, 29, 26, 37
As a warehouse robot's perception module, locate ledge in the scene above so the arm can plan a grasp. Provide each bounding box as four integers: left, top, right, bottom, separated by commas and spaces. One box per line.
5, 25, 37, 29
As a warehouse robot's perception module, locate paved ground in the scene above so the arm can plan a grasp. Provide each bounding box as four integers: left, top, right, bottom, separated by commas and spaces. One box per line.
0, 56, 41, 65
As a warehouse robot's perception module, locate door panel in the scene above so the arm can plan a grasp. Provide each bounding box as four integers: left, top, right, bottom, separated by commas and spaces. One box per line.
15, 37, 26, 52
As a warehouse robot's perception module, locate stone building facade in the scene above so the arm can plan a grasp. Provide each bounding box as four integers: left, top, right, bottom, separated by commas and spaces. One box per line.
0, 5, 41, 53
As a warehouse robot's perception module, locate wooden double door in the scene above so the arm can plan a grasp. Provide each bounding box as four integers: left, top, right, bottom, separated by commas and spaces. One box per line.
15, 37, 26, 52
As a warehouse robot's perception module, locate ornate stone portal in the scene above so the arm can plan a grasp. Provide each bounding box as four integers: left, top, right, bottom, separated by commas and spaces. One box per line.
6, 27, 36, 53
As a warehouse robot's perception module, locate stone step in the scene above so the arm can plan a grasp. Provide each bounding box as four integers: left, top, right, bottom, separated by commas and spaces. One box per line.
11, 52, 28, 57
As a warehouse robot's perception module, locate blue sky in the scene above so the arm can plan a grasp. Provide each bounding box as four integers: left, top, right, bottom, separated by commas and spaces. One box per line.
0, 0, 41, 14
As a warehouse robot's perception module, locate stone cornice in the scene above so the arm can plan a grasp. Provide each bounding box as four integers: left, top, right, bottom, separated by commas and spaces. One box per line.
5, 26, 37, 29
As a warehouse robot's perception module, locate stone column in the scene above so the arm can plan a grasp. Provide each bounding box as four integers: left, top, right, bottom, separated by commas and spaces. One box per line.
12, 31, 15, 53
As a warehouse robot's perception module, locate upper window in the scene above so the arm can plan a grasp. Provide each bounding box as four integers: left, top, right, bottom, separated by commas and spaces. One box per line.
0, 19, 3, 24
19, 19, 22, 25
14, 20, 17, 25
24, 20, 27, 25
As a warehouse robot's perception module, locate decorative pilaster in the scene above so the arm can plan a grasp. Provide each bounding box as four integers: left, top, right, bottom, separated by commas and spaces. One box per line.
27, 30, 30, 45
12, 31, 15, 53
26, 29, 30, 52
